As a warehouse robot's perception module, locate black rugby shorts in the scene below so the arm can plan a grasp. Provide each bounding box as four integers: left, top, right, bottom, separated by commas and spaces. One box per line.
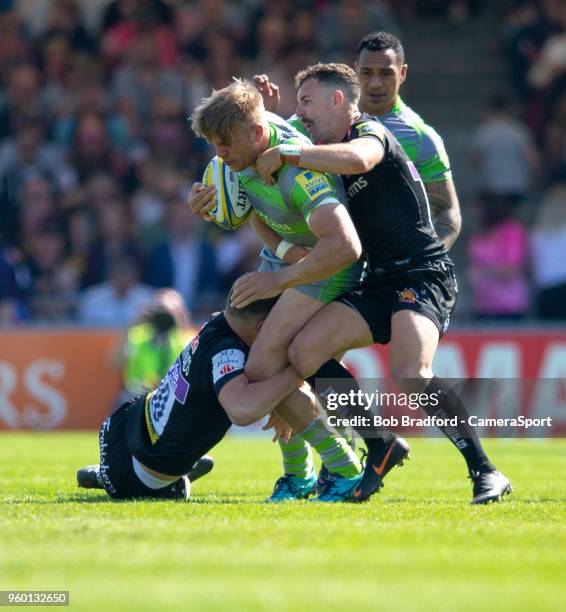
98, 400, 179, 500
337, 258, 457, 344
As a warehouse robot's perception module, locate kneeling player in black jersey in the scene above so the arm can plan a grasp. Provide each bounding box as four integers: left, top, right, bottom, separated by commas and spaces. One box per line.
77, 287, 363, 501
237, 63, 511, 505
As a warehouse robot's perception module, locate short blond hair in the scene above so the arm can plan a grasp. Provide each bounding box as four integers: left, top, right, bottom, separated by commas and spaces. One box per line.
294, 63, 361, 104
191, 79, 264, 144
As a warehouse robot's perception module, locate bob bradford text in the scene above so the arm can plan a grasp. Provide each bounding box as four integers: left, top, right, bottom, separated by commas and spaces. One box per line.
324, 389, 553, 430
326, 414, 553, 430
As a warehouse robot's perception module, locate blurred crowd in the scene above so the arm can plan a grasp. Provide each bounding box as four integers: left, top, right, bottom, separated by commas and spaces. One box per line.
0, 0, 564, 327
0, 0, 402, 326
465, 0, 566, 322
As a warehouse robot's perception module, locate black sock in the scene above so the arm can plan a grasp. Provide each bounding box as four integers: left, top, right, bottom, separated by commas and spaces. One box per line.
422, 377, 495, 474
308, 359, 394, 452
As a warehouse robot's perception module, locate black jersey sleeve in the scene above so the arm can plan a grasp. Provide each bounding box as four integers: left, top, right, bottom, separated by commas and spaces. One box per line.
350, 117, 387, 151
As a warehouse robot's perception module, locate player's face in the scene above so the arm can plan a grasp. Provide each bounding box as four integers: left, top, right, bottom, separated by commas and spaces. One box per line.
211, 125, 260, 172
296, 79, 337, 144
355, 48, 407, 115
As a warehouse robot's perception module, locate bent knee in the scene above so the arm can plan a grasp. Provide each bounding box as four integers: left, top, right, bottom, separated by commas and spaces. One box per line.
288, 335, 321, 379
246, 358, 275, 382
245, 341, 288, 382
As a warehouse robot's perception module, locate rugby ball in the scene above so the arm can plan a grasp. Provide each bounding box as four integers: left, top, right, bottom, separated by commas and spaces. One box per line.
202, 156, 252, 230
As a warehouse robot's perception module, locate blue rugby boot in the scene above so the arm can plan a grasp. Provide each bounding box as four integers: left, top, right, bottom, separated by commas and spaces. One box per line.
313, 472, 363, 502
266, 473, 317, 503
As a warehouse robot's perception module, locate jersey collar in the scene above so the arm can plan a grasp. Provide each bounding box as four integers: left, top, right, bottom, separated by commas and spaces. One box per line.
268, 123, 278, 149
239, 166, 256, 179
389, 96, 404, 115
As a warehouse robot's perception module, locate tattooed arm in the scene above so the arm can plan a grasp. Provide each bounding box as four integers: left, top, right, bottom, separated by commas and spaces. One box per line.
426, 178, 462, 251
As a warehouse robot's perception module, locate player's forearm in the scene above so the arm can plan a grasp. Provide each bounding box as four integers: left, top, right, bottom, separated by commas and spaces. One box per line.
278, 233, 359, 289
249, 211, 282, 253
249, 211, 310, 264
426, 179, 462, 250
227, 367, 302, 426
434, 217, 461, 250
287, 143, 374, 175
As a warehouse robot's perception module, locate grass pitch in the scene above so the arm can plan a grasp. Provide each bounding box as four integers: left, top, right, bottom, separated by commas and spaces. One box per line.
0, 434, 564, 612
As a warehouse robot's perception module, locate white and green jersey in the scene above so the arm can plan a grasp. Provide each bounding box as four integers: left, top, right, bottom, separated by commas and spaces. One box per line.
239, 112, 361, 303
378, 97, 451, 183
288, 96, 452, 184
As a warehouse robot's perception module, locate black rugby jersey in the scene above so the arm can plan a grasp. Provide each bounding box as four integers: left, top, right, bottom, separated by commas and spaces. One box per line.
126, 313, 247, 475
342, 115, 447, 272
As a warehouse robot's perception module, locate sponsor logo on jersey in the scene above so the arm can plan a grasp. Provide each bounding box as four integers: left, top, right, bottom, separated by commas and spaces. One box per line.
180, 346, 192, 375
347, 176, 368, 198
147, 377, 175, 442
151, 382, 171, 421
296, 171, 333, 201
146, 357, 191, 443
181, 334, 200, 376
254, 209, 294, 233
167, 358, 190, 403
220, 364, 235, 376
99, 417, 117, 493
397, 288, 419, 304
212, 349, 246, 384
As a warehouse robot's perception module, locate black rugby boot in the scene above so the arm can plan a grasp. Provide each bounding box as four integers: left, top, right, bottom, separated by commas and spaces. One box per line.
352, 437, 410, 502
470, 470, 512, 505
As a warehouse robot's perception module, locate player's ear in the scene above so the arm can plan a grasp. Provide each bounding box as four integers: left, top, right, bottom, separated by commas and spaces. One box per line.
333, 89, 345, 109
252, 123, 264, 143
400, 63, 408, 85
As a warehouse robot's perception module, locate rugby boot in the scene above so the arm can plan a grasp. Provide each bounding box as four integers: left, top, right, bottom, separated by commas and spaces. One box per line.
76, 464, 103, 489
171, 476, 191, 501
317, 434, 356, 493
316, 464, 330, 494
351, 436, 410, 502
313, 472, 363, 502
188, 455, 214, 483
470, 470, 512, 505
266, 473, 317, 502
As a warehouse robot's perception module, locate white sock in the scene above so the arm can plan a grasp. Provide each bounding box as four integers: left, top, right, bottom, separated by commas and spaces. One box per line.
132, 456, 176, 489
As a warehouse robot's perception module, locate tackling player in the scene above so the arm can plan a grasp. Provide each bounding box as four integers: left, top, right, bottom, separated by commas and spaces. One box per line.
242, 63, 512, 505
189, 80, 401, 502
248, 30, 463, 498
76, 289, 363, 501
254, 31, 461, 251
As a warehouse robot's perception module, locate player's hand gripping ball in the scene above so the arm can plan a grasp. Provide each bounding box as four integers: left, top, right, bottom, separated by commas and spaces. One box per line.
202, 157, 252, 230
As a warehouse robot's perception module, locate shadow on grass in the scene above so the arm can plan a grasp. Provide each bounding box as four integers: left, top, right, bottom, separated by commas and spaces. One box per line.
187, 495, 265, 505
4, 492, 563, 506
1, 493, 262, 505
54, 493, 255, 505
362, 495, 566, 506
1, 493, 110, 505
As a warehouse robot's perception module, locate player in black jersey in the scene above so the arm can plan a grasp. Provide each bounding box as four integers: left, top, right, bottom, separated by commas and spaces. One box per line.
243, 63, 512, 505
76, 288, 363, 501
